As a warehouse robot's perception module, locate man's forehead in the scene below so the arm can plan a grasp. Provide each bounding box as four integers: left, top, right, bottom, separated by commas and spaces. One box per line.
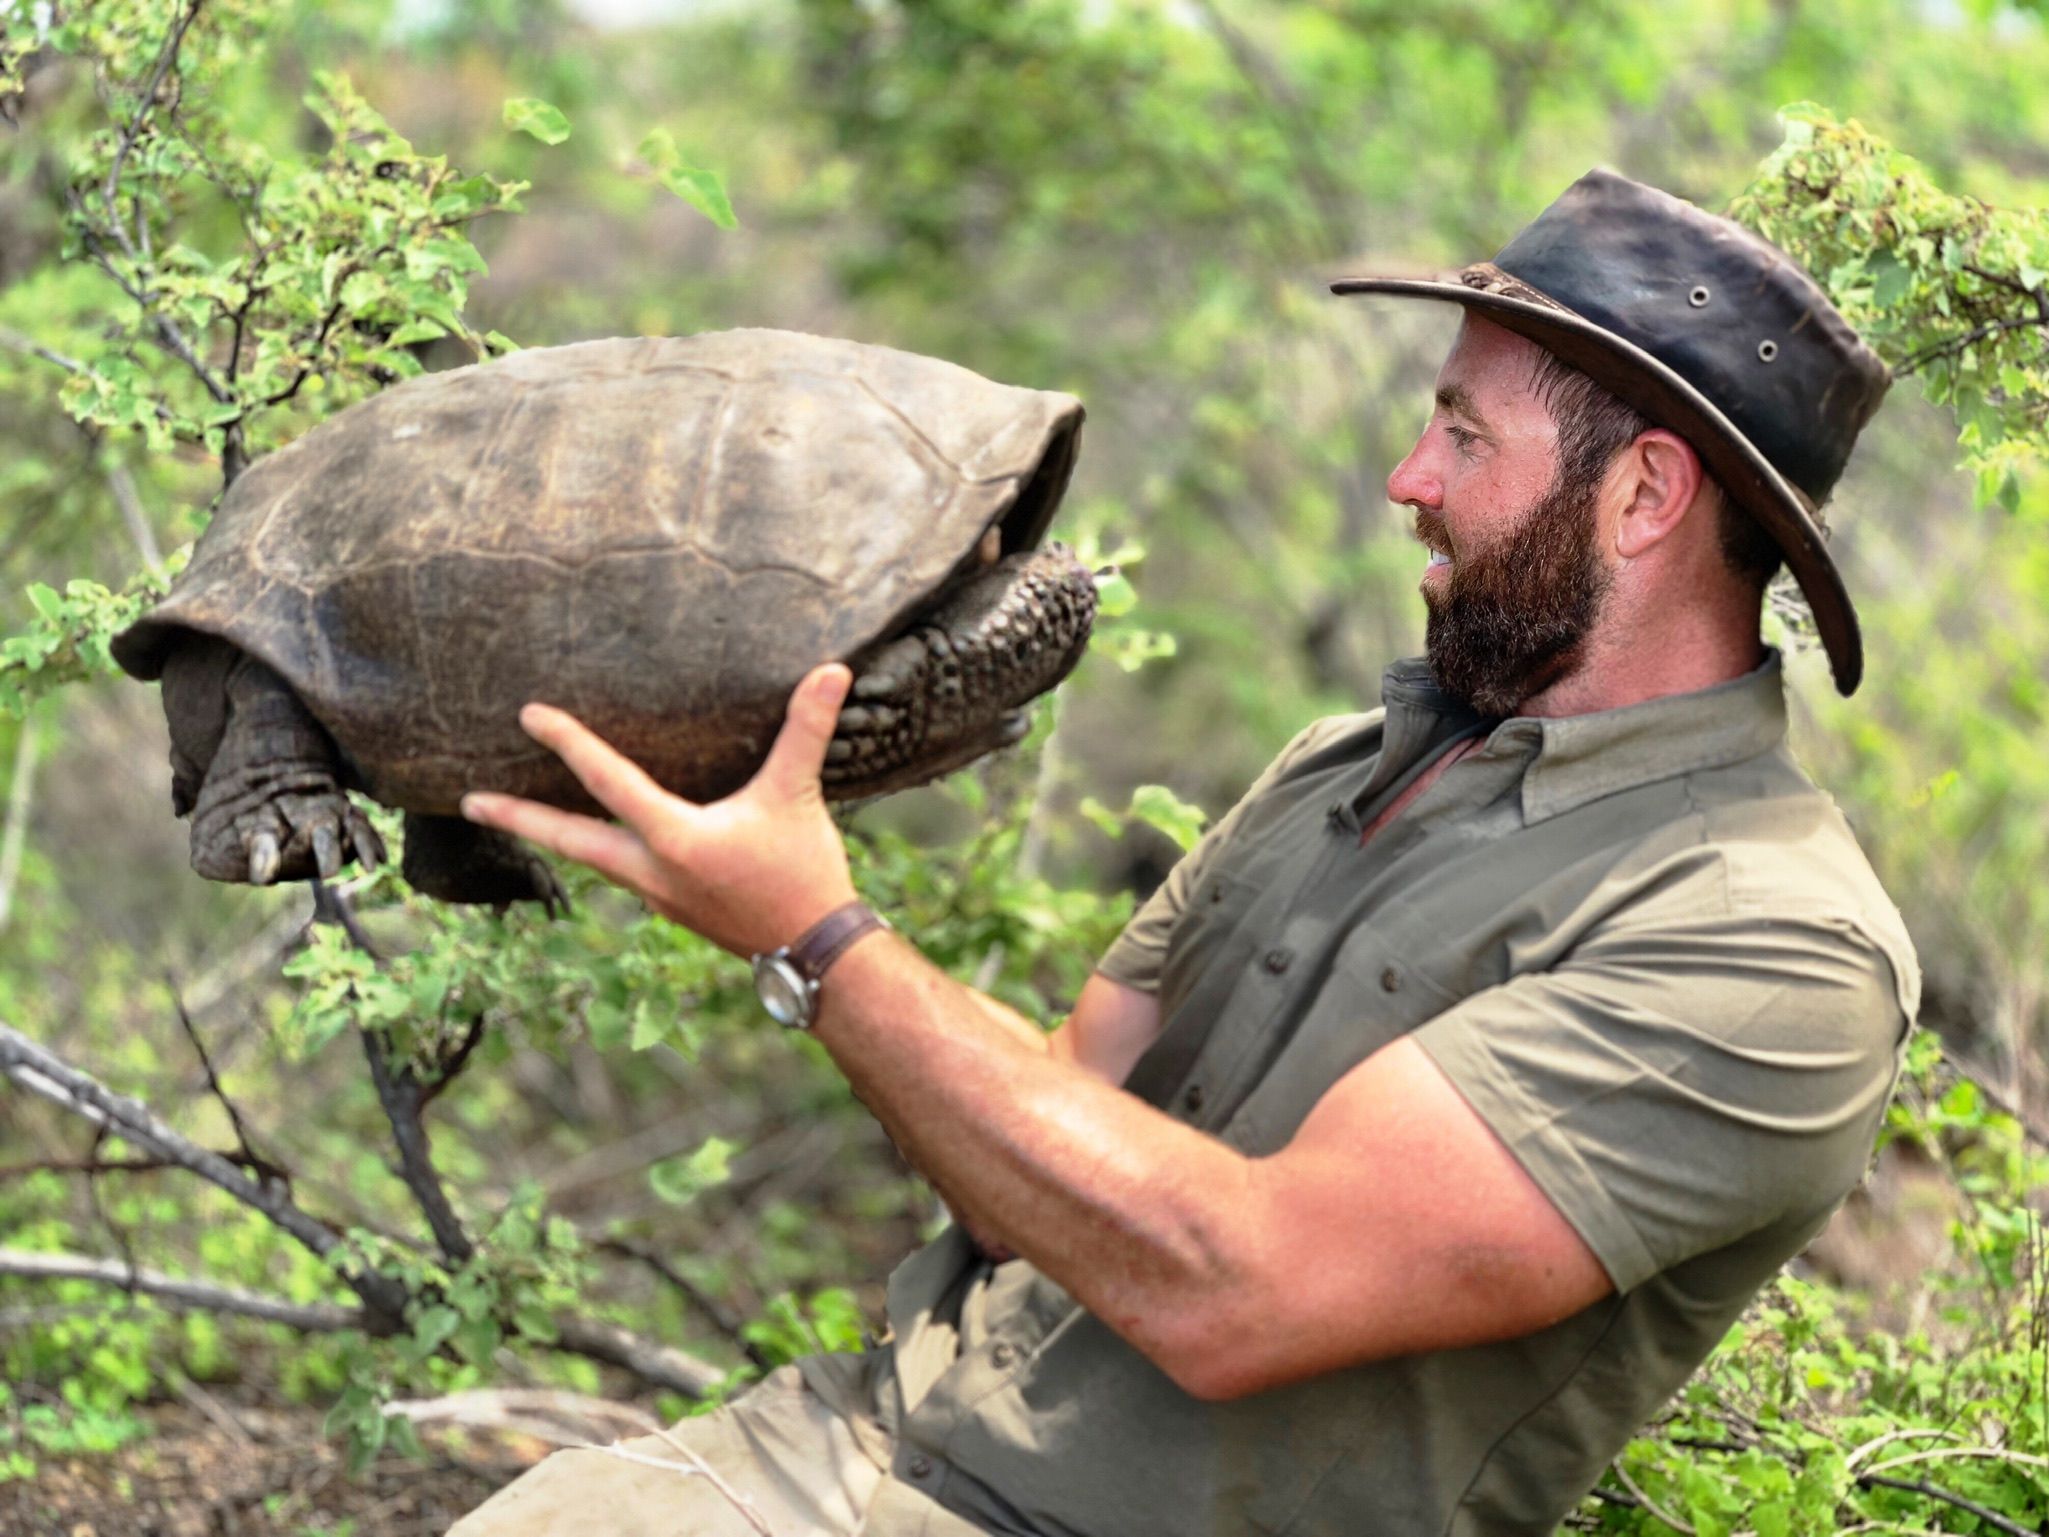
1433, 316, 1551, 423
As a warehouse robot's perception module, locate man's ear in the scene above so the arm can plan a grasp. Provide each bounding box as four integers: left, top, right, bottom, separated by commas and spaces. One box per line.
1613, 429, 1706, 560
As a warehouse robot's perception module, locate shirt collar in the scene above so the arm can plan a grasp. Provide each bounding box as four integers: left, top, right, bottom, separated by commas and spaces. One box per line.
1374, 649, 1790, 825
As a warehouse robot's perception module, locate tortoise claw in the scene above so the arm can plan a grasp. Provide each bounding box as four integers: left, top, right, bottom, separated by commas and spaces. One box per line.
344, 805, 386, 871
312, 823, 342, 879
248, 829, 282, 886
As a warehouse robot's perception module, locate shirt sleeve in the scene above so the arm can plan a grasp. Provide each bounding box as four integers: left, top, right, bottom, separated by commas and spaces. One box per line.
1095, 716, 1370, 994
1409, 897, 1912, 1294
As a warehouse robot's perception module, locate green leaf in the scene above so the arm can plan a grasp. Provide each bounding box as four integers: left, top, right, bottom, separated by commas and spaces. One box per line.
628, 998, 670, 1052
649, 1135, 737, 1206
512, 1304, 560, 1344
1128, 784, 1209, 853
503, 97, 572, 146
408, 1304, 460, 1357
638, 128, 738, 230
1093, 569, 1137, 618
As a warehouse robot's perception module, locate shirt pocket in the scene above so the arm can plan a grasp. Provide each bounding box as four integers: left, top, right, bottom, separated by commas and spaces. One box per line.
1225, 924, 1469, 1150
1157, 864, 1269, 1021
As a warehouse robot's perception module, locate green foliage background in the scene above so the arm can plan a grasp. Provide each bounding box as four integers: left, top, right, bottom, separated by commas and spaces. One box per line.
1, 0, 2048, 1531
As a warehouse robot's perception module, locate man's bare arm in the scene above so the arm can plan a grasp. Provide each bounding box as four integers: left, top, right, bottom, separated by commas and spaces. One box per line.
814, 931, 1609, 1399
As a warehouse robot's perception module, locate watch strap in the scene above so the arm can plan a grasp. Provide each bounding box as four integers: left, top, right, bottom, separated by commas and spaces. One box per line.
786, 901, 889, 986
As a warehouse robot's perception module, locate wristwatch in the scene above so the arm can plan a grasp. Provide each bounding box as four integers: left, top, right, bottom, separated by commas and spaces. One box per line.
751, 901, 890, 1030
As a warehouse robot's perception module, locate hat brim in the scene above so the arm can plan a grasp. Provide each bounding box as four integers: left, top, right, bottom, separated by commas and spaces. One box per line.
1330, 272, 1862, 695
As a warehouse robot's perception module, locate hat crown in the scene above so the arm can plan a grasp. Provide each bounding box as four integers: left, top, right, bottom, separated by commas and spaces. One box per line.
1492, 169, 1888, 504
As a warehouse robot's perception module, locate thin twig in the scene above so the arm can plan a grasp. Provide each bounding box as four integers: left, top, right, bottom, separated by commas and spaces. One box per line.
595, 1234, 771, 1370
647, 1421, 779, 1536
1859, 1473, 2039, 1537
100, 0, 205, 219
105, 462, 164, 574
1607, 1461, 1696, 1534
169, 988, 275, 1185
1898, 313, 2046, 375
1862, 1445, 2049, 1478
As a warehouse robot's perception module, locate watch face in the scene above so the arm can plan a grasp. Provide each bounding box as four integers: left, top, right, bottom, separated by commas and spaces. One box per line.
754, 955, 811, 1028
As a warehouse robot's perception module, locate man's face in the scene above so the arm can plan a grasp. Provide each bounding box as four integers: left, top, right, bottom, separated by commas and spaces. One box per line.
1385, 316, 1614, 715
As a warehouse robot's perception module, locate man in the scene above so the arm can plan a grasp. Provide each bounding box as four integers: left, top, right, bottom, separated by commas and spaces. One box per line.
450, 171, 1919, 1535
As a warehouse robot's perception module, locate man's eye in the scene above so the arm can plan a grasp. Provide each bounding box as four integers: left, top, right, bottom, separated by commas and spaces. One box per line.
1445, 425, 1479, 452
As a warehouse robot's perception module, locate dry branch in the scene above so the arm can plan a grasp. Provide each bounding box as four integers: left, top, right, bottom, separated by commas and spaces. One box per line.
0, 1020, 724, 1397
0, 1246, 361, 1332
0, 1019, 401, 1319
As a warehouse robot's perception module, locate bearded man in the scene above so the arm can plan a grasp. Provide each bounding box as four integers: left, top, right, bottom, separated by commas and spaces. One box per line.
450, 171, 1919, 1536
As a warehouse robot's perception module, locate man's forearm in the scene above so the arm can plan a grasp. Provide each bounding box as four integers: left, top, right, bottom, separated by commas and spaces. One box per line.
812, 929, 1255, 1382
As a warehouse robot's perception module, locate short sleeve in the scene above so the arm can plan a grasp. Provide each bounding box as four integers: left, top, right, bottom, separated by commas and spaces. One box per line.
1095, 716, 1371, 994
1411, 905, 1912, 1294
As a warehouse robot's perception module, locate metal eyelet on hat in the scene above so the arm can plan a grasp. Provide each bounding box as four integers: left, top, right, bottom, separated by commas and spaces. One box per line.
1757, 339, 1779, 362
1688, 285, 1711, 307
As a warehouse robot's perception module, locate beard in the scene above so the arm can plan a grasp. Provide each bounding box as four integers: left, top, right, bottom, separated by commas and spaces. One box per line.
1418, 471, 1612, 717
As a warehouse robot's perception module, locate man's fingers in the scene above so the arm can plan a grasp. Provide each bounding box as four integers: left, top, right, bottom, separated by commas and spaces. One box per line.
516, 703, 685, 828
461, 792, 668, 892
757, 664, 854, 800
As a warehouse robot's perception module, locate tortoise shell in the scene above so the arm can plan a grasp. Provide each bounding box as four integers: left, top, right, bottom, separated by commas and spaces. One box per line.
112, 329, 1084, 814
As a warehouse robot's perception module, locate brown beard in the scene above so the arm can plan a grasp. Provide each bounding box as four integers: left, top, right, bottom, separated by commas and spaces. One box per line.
1418, 471, 1612, 716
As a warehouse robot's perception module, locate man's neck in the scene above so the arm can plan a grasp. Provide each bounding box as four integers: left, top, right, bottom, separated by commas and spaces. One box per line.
1514, 603, 1766, 720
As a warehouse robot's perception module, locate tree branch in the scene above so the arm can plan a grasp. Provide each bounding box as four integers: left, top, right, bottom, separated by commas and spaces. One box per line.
551, 1315, 726, 1400
1898, 312, 2047, 375
0, 1028, 725, 1397
0, 1246, 362, 1333
0, 1019, 406, 1323
361, 1024, 475, 1265
312, 878, 478, 1265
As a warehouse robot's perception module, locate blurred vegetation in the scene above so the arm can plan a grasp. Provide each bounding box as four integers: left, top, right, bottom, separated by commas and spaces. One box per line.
1, 0, 2047, 1531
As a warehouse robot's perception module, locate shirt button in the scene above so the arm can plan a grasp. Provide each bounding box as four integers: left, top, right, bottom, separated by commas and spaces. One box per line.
991, 1342, 1017, 1368
1262, 946, 1294, 975
1380, 965, 1401, 992
908, 1453, 934, 1480
1183, 1083, 1206, 1113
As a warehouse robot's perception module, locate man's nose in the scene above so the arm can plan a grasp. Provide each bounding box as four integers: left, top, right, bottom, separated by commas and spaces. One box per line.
1386, 434, 1442, 510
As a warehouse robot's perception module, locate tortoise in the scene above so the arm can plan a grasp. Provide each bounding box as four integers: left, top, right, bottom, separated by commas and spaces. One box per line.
111, 329, 1095, 909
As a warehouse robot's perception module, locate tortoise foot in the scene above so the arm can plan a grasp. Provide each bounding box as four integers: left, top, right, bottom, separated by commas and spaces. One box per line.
192, 778, 386, 886
401, 813, 571, 916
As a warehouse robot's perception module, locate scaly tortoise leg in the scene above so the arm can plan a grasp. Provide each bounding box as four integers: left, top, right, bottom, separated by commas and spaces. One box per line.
179, 647, 385, 886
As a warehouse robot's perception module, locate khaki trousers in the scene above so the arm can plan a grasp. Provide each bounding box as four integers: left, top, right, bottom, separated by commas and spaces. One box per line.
448, 1361, 894, 1537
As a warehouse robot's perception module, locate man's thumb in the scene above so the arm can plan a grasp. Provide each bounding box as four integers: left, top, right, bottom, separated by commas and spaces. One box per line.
763, 663, 853, 795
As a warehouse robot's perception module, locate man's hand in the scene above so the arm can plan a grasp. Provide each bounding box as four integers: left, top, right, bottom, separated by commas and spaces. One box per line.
459, 664, 860, 956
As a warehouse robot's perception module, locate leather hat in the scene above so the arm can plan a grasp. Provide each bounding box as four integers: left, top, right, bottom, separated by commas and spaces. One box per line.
1331, 168, 1890, 695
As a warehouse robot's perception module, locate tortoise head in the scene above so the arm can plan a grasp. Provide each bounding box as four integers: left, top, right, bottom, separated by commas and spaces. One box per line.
824, 409, 1098, 799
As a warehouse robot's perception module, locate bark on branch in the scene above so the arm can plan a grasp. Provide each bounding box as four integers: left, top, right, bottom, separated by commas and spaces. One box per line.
0, 1246, 362, 1333
0, 1022, 724, 1398
0, 1019, 406, 1323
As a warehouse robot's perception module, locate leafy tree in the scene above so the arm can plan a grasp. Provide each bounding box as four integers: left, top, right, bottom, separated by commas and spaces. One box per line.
0, 3, 2046, 1532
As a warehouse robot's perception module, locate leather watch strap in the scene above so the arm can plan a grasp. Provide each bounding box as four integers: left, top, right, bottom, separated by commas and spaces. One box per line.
786, 900, 889, 986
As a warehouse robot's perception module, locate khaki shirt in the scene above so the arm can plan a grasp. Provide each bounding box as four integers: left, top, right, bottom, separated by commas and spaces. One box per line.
852, 652, 1918, 1536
